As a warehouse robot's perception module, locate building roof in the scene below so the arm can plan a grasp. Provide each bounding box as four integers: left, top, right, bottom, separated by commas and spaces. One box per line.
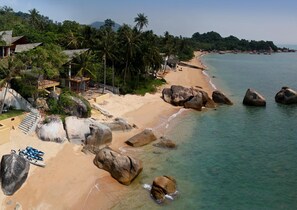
15, 43, 43, 53
11, 36, 24, 43
63, 49, 89, 62
0, 30, 13, 46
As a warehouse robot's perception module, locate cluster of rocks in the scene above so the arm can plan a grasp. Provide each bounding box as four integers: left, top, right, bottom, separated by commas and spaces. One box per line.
243, 87, 297, 106
162, 85, 232, 111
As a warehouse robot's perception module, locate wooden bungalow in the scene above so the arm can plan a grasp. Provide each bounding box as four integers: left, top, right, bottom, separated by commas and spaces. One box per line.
0, 30, 41, 58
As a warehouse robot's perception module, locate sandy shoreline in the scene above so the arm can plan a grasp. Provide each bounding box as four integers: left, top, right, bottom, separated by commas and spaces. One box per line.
1, 51, 214, 210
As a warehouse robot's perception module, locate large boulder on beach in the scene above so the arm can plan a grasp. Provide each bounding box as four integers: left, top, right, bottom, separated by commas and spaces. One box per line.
1, 153, 30, 195
162, 88, 173, 103
36, 115, 67, 143
243, 89, 266, 106
184, 92, 204, 111
275, 87, 297, 105
65, 116, 109, 144
162, 85, 216, 110
93, 148, 142, 185
125, 129, 157, 147
103, 118, 133, 131
171, 85, 194, 106
151, 176, 177, 203
212, 90, 233, 105
83, 124, 112, 154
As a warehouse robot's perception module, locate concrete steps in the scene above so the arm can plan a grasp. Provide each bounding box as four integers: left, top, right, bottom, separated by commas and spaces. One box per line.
18, 109, 40, 134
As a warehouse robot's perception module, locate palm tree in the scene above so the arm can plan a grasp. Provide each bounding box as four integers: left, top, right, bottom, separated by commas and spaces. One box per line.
134, 13, 148, 32
67, 30, 82, 49
72, 51, 96, 92
118, 25, 140, 85
97, 28, 117, 93
0, 57, 23, 114
29, 8, 41, 29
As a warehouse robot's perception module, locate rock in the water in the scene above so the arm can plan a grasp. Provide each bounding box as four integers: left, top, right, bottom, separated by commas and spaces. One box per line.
153, 137, 177, 149
184, 92, 203, 111
83, 124, 112, 154
125, 129, 157, 147
93, 148, 142, 185
1, 153, 30, 195
200, 91, 216, 108
243, 89, 266, 106
65, 116, 109, 144
212, 90, 233, 105
151, 176, 177, 203
36, 115, 67, 143
275, 87, 297, 105
103, 118, 132, 131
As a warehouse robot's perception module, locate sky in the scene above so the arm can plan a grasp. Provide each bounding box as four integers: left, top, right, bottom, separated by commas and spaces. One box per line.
1, 0, 297, 44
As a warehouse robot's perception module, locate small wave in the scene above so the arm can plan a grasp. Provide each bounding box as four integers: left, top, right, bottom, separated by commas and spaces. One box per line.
202, 70, 217, 90
168, 108, 186, 122
165, 194, 174, 200
143, 184, 152, 191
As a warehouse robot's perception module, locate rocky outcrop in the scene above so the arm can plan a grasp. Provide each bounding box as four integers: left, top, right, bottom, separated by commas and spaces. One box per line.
212, 90, 233, 105
65, 116, 110, 144
162, 85, 216, 110
60, 95, 90, 118
36, 115, 67, 143
151, 176, 177, 203
153, 136, 177, 149
93, 148, 142, 185
83, 124, 112, 154
184, 92, 203, 111
35, 98, 49, 111
125, 129, 157, 147
243, 89, 266, 106
103, 118, 133, 131
275, 87, 297, 105
162, 88, 173, 104
1, 153, 30, 195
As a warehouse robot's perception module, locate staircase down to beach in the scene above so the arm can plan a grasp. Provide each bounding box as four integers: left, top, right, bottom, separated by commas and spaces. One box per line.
18, 109, 40, 135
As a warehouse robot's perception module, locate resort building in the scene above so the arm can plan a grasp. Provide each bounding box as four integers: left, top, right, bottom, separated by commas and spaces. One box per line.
0, 30, 42, 58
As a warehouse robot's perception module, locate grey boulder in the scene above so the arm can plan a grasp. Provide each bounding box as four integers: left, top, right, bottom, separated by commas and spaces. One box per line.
275, 87, 297, 105
212, 90, 233, 105
243, 89, 266, 106
1, 153, 30, 195
93, 148, 142, 185
83, 124, 112, 154
36, 115, 67, 143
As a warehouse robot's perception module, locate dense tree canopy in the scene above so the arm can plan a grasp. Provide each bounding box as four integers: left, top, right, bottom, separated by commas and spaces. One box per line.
0, 6, 281, 95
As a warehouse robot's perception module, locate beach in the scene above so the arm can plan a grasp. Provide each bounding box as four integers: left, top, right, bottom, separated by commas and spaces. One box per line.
1, 51, 214, 210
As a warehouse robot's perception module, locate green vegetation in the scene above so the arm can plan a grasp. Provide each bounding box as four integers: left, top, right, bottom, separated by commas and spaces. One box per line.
133, 77, 166, 95
0, 109, 24, 121
0, 5, 280, 100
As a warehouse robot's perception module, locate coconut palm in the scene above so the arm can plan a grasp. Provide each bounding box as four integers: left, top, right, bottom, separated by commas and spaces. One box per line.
97, 27, 117, 93
29, 8, 42, 29
72, 51, 97, 92
117, 25, 140, 86
134, 13, 148, 32
0, 57, 23, 114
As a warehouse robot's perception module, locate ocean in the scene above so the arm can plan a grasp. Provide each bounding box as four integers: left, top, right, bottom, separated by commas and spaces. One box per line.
112, 53, 297, 210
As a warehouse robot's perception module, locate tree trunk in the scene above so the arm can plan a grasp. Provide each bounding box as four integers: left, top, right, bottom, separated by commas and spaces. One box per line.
0, 82, 9, 114
112, 62, 115, 93
102, 54, 106, 94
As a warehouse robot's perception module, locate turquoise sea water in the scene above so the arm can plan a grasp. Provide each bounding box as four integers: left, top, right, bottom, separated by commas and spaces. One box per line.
112, 53, 297, 210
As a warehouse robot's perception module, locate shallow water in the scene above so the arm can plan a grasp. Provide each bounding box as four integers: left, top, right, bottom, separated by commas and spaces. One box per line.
112, 53, 297, 210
